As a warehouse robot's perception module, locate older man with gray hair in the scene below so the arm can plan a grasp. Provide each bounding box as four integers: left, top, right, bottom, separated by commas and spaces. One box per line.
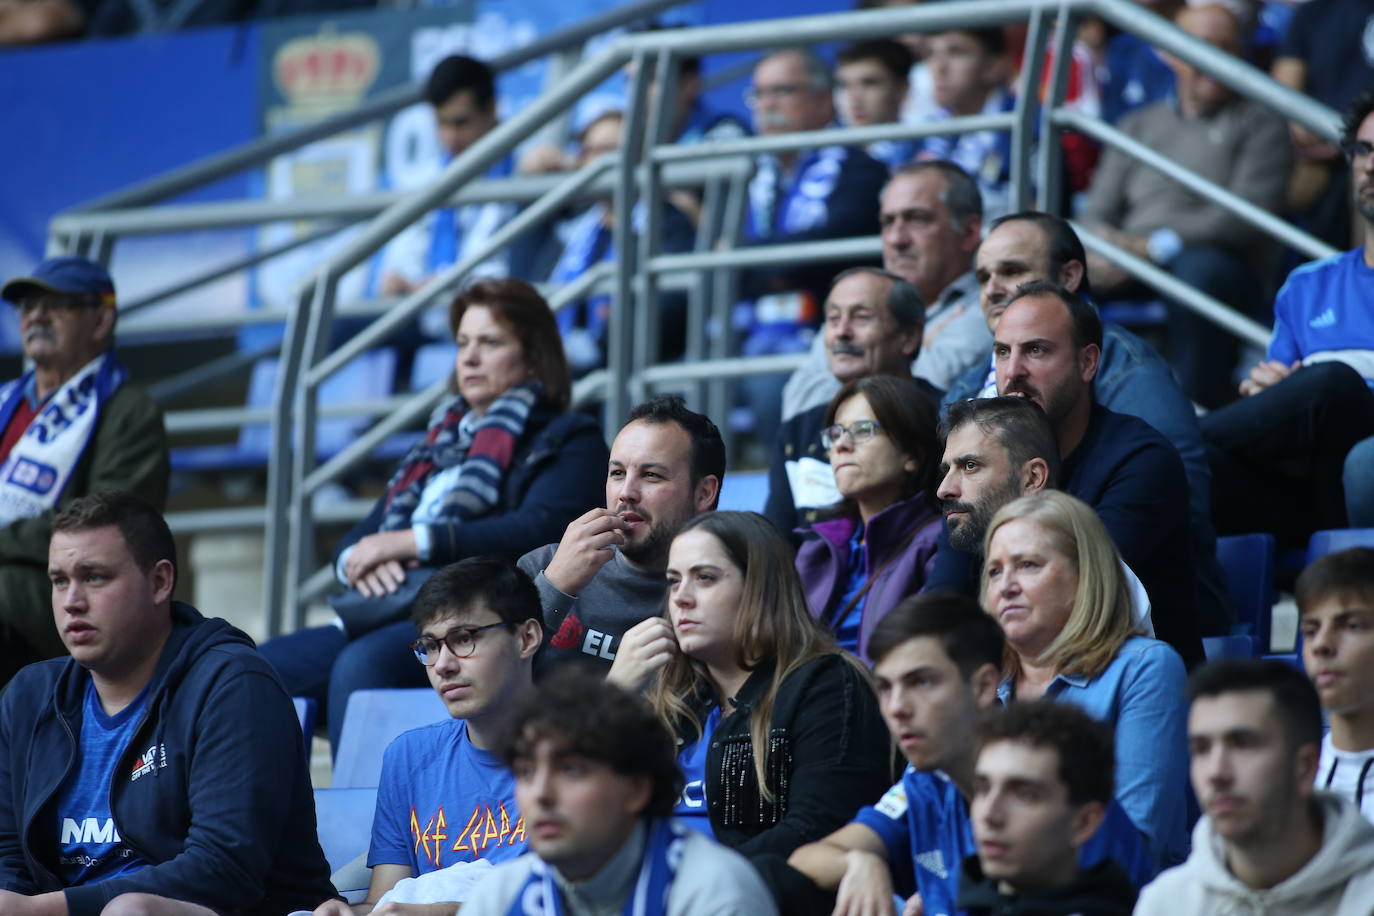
738, 46, 890, 446
764, 266, 938, 535
781, 160, 989, 419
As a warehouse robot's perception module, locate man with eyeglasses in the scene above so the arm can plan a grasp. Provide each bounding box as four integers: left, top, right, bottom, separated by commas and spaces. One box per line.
764, 267, 935, 537
0, 256, 167, 688
737, 46, 889, 448
1201, 86, 1374, 547
311, 557, 543, 916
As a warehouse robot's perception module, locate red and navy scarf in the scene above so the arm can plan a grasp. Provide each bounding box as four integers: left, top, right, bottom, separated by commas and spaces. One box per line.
379, 380, 541, 532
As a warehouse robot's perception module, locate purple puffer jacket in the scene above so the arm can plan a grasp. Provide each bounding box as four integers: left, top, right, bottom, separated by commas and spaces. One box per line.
795, 494, 943, 662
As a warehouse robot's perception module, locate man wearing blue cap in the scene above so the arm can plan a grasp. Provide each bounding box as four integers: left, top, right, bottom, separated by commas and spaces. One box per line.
0, 256, 167, 687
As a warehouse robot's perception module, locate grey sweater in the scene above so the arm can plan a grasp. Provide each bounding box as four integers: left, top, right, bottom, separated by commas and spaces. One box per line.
1082, 96, 1291, 261
518, 543, 666, 674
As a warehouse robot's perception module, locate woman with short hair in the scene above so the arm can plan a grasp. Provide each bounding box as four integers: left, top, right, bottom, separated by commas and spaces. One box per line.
795, 374, 943, 661
263, 278, 607, 749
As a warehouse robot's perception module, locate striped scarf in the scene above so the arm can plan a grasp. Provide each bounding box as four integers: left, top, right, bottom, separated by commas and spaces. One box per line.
379, 380, 541, 532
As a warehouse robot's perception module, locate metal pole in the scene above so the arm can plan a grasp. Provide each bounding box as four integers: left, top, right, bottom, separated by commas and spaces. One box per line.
1012, 3, 1048, 214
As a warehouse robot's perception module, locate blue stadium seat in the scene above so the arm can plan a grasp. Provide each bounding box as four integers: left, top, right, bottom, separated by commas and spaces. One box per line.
293, 696, 317, 749
314, 787, 378, 879
1306, 528, 1374, 564
1203, 635, 1255, 662
332, 688, 449, 789
171, 348, 399, 472
717, 469, 769, 513
1216, 533, 1276, 656
1262, 653, 1304, 671
411, 341, 456, 391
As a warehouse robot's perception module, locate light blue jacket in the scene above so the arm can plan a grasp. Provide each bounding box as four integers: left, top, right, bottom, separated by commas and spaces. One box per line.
998, 635, 1190, 870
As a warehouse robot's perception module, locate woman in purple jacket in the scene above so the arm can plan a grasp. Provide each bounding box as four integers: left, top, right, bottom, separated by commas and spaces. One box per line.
795, 375, 943, 661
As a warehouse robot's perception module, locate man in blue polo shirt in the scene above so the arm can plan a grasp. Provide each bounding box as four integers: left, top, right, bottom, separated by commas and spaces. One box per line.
765, 593, 1151, 916
1202, 86, 1374, 542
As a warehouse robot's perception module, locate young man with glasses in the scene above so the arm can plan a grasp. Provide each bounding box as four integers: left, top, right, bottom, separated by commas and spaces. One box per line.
311, 557, 543, 916
1200, 86, 1374, 543
0, 256, 167, 688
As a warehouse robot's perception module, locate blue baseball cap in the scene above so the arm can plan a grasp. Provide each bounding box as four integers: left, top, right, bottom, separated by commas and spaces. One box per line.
2, 256, 116, 307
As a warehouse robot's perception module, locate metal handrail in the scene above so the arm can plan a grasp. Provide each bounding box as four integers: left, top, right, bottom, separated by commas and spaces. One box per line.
64, 0, 698, 215
52, 0, 1339, 631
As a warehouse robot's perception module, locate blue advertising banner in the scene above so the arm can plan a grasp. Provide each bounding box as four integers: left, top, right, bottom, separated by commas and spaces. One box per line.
0, 0, 840, 352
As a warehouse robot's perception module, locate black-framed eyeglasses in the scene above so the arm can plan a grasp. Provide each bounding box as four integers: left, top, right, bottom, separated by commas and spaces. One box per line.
821, 419, 884, 449
409, 622, 508, 665
1342, 139, 1374, 162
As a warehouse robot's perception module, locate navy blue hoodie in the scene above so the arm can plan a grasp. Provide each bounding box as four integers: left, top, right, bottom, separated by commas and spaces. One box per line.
0, 602, 337, 915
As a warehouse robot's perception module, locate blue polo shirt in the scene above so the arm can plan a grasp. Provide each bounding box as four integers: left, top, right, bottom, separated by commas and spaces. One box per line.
853, 767, 1155, 916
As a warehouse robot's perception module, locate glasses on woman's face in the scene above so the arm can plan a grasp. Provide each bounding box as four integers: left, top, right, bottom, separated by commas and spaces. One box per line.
821, 419, 883, 450
409, 622, 507, 666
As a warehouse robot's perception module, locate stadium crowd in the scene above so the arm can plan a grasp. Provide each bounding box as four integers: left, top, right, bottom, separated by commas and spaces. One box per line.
4, 0, 1374, 913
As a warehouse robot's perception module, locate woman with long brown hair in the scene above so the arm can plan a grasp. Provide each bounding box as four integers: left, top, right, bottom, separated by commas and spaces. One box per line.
612, 510, 891, 857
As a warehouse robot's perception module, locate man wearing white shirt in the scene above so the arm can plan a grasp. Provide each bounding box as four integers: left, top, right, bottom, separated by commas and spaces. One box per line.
1300, 547, 1374, 823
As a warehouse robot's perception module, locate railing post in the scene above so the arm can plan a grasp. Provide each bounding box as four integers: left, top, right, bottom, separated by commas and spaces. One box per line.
263, 279, 315, 637
1012, 3, 1049, 213
608, 47, 652, 436
634, 48, 678, 396
1035, 2, 1077, 213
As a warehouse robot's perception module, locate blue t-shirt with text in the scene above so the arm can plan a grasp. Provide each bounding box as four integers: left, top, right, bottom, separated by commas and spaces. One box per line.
369, 718, 526, 875
54, 682, 150, 886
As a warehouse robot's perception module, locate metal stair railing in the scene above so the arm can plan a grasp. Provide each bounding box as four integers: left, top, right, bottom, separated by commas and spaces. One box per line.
270, 0, 1345, 632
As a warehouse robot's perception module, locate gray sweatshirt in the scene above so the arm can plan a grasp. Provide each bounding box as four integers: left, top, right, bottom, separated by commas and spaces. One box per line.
1134, 792, 1374, 916
460, 823, 778, 916
518, 543, 666, 674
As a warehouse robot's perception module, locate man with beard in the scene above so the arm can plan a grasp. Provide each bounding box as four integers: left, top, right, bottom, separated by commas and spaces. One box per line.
763, 267, 932, 536
946, 211, 1231, 638
978, 281, 1202, 668
1202, 87, 1374, 544
931, 396, 1155, 638
518, 396, 723, 674
0, 257, 168, 687
781, 161, 988, 419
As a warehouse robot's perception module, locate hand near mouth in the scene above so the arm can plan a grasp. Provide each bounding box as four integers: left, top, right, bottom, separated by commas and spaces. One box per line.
544, 507, 630, 596
606, 617, 677, 692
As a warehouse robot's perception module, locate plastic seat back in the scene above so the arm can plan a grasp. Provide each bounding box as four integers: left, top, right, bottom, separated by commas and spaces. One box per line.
332, 688, 449, 789
1216, 533, 1276, 655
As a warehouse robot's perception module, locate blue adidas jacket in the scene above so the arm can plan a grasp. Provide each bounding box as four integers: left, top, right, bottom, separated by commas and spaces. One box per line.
0, 602, 337, 915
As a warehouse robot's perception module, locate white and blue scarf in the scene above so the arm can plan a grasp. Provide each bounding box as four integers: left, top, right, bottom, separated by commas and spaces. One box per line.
506, 819, 684, 916
746, 145, 849, 240
0, 351, 126, 526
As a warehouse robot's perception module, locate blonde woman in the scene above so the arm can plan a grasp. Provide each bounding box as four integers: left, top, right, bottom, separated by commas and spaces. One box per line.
982, 490, 1188, 869
612, 510, 891, 858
